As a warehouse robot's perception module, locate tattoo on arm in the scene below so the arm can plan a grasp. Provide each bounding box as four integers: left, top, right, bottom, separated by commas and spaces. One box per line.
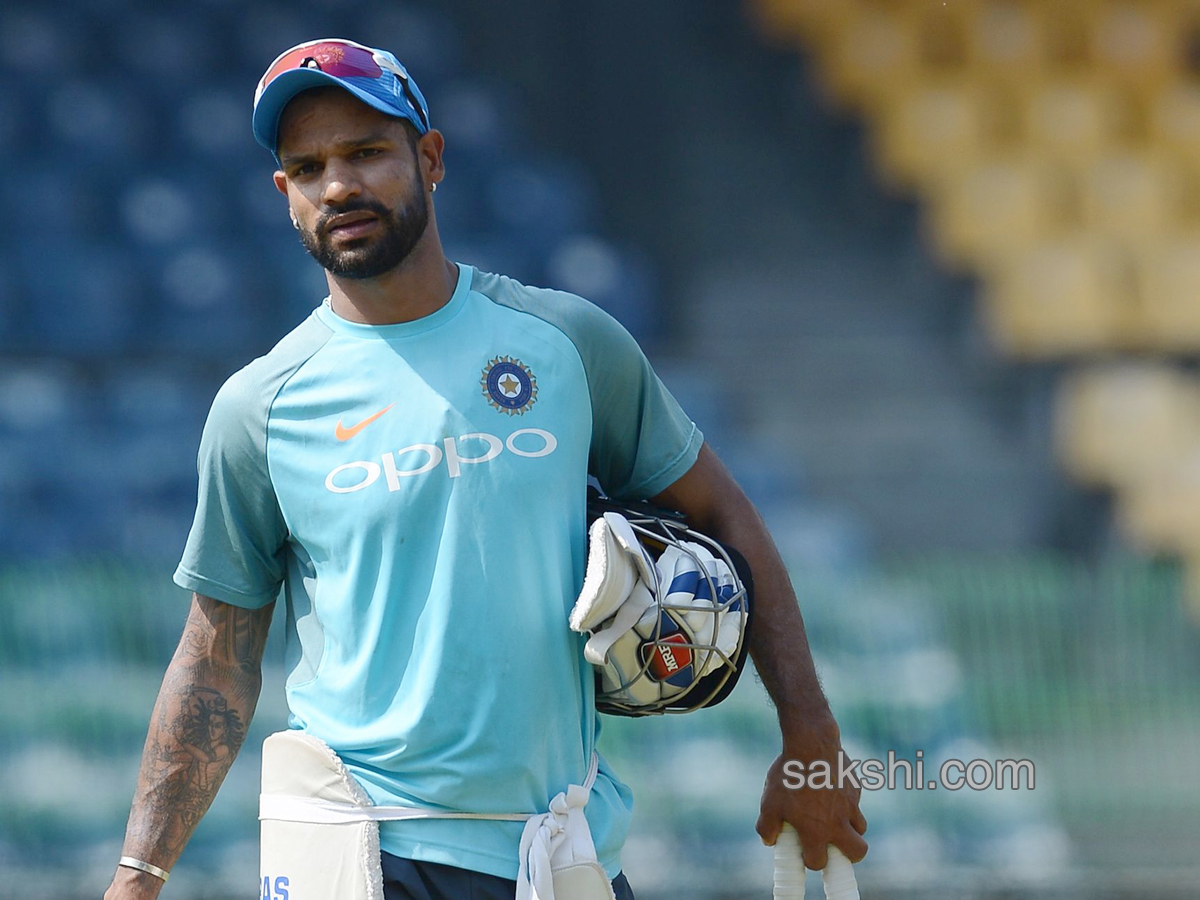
121, 594, 273, 868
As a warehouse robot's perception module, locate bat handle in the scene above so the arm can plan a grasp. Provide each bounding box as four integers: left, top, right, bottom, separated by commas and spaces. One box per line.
772, 824, 806, 899
821, 846, 860, 900
772, 824, 861, 900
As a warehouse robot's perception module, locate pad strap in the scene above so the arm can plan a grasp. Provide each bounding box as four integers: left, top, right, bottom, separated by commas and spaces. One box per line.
259, 795, 531, 823
258, 752, 599, 826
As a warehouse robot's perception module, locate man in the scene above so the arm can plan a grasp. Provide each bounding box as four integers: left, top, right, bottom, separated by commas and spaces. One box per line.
104, 38, 867, 900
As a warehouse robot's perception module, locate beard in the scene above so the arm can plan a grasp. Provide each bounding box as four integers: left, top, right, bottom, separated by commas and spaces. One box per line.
298, 190, 429, 280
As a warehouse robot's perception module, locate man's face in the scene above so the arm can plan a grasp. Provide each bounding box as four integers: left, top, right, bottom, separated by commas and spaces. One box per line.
273, 88, 430, 279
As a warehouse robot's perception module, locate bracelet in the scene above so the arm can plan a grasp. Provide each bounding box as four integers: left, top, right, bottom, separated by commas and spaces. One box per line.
118, 856, 171, 883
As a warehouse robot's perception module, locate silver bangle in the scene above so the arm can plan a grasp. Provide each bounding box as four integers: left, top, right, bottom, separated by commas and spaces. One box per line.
118, 856, 171, 882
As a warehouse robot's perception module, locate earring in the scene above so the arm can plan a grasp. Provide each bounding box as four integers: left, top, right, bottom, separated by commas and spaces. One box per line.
290, 215, 300, 230
431, 182, 438, 193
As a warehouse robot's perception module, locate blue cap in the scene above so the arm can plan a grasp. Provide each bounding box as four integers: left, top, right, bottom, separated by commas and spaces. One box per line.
253, 39, 431, 158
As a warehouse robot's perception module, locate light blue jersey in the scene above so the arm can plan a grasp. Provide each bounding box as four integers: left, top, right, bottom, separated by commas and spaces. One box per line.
174, 262, 702, 880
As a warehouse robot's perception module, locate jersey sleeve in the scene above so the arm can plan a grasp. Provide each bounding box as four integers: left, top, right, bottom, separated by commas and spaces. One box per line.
574, 304, 703, 500
173, 367, 288, 609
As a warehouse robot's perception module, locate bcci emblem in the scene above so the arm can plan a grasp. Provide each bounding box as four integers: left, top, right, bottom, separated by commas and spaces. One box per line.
481, 356, 538, 415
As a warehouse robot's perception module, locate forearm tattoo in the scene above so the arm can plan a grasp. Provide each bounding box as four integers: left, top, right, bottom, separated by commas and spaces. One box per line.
121, 596, 272, 867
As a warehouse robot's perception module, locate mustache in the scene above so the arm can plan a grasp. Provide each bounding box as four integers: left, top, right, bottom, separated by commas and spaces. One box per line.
316, 199, 391, 235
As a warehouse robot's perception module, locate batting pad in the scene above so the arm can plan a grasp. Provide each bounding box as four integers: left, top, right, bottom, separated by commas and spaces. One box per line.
260, 730, 383, 900
259, 731, 615, 900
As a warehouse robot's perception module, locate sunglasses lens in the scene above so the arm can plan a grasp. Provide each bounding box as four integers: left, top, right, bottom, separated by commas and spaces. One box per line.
264, 42, 383, 88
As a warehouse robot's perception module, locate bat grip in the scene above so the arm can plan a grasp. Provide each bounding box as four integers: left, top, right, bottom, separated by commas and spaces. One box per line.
772, 823, 861, 900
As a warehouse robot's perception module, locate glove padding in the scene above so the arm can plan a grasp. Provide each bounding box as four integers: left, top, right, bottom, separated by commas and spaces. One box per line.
569, 512, 747, 702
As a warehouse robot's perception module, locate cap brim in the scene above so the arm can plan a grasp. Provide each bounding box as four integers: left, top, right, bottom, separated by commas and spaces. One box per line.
252, 68, 413, 156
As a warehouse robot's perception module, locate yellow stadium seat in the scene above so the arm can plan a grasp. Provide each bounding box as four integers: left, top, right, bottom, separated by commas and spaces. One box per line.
924, 153, 1067, 271
822, 5, 922, 113
1131, 234, 1200, 351
1041, 1, 1100, 70
1119, 455, 1200, 557
1022, 80, 1127, 164
749, 0, 859, 46
1087, 2, 1182, 89
963, 0, 1052, 82
1079, 153, 1186, 248
821, 3, 975, 114
1150, 83, 1200, 157
872, 80, 1002, 191
984, 235, 1135, 356
1056, 363, 1200, 489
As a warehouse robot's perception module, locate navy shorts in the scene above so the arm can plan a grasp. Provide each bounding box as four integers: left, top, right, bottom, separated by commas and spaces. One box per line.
380, 853, 636, 900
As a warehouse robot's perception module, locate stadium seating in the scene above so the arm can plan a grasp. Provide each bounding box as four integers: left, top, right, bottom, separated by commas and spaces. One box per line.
984, 235, 1133, 356
1021, 80, 1127, 165
923, 153, 1066, 271
1086, 1, 1181, 90
872, 80, 999, 191
1078, 152, 1186, 249
1056, 364, 1200, 489
751, 0, 1200, 596
962, 1, 1051, 82
1132, 234, 1200, 350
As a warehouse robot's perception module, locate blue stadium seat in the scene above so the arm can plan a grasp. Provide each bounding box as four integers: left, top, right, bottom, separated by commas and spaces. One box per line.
105, 366, 209, 446
354, 4, 461, 83
544, 236, 661, 344
44, 77, 151, 161
429, 155, 491, 239
236, 165, 292, 234
109, 12, 220, 89
436, 80, 523, 157
151, 242, 275, 355
0, 260, 18, 349
0, 363, 78, 443
485, 159, 595, 247
256, 230, 331, 327
10, 164, 106, 241
116, 496, 195, 562
118, 172, 217, 249
19, 241, 146, 354
0, 77, 19, 156
235, 5, 334, 72
760, 502, 873, 571
174, 84, 252, 160
443, 233, 540, 287
0, 7, 82, 78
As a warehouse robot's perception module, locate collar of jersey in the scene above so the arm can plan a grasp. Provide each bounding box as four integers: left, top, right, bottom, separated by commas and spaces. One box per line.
315, 261, 471, 339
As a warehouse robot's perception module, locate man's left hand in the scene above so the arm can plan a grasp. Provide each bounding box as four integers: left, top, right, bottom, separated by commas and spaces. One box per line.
756, 719, 869, 871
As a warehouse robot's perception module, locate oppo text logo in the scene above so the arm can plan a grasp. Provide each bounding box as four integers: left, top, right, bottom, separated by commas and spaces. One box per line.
324, 428, 558, 493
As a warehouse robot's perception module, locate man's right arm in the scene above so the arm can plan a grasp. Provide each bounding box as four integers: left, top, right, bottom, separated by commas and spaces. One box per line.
104, 593, 274, 900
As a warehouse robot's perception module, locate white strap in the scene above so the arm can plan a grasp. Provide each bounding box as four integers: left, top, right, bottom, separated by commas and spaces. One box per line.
583, 580, 654, 666
515, 753, 601, 900
259, 794, 530, 823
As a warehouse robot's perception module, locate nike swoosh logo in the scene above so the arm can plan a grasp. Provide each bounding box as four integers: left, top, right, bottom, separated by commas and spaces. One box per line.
335, 404, 395, 441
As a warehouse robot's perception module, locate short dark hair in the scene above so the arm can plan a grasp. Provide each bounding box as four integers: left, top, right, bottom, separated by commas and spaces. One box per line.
398, 118, 421, 155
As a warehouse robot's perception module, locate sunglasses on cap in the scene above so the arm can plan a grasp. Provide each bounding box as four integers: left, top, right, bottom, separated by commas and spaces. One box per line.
256, 38, 430, 133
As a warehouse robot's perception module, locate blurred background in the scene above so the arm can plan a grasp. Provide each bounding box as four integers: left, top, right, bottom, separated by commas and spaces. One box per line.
3, 0, 1200, 897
